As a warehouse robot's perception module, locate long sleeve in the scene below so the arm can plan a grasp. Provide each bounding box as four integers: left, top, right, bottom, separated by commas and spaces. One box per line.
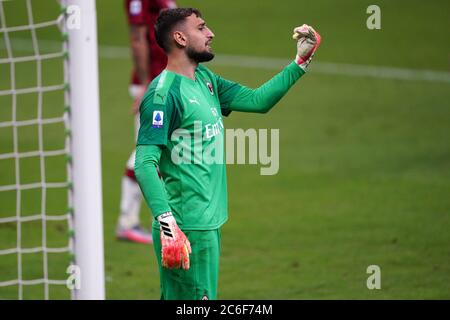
216, 61, 306, 114
134, 144, 171, 219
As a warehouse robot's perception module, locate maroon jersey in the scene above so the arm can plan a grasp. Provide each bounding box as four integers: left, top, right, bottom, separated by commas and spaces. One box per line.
125, 0, 177, 84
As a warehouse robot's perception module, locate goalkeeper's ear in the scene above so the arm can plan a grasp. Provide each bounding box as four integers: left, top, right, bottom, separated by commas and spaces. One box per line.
173, 30, 187, 48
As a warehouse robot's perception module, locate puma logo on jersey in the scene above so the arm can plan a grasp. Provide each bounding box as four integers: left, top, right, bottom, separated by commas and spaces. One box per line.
156, 92, 166, 103
189, 98, 200, 105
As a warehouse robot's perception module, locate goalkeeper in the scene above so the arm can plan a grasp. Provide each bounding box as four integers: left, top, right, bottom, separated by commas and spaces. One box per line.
135, 7, 321, 300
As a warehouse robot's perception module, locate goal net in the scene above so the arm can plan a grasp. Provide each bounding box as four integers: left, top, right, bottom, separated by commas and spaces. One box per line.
0, 0, 104, 300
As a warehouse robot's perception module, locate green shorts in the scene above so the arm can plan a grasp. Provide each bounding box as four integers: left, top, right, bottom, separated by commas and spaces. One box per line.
153, 228, 221, 300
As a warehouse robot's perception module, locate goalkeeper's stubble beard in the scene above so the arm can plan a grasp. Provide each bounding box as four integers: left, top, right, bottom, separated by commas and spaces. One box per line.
186, 45, 215, 63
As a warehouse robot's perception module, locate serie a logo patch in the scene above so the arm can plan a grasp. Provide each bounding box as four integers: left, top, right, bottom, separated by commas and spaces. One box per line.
152, 111, 164, 128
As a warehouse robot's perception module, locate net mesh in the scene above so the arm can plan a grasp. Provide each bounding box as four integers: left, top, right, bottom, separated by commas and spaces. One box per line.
0, 0, 74, 300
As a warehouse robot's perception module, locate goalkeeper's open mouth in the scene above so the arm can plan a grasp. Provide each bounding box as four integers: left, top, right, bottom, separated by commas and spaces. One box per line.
206, 40, 213, 51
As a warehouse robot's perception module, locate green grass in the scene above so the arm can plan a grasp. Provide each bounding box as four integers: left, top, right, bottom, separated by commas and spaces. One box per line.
0, 0, 449, 299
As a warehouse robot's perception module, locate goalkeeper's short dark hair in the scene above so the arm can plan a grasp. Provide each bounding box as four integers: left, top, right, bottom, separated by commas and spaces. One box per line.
155, 8, 202, 53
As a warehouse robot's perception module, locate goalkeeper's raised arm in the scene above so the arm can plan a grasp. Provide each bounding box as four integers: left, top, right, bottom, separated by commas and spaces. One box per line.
200, 24, 321, 115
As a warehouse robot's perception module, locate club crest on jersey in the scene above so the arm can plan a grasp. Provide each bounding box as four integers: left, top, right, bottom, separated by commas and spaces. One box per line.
206, 82, 214, 95
152, 111, 164, 128
129, 0, 142, 15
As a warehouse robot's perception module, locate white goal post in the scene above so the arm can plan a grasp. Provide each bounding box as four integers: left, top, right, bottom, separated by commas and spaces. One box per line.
65, 0, 105, 300
0, 0, 104, 300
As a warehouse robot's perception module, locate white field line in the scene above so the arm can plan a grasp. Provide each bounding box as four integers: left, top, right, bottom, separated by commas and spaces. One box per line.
1, 38, 449, 83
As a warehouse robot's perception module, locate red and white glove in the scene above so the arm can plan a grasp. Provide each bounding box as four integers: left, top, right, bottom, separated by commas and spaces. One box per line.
158, 212, 192, 270
293, 24, 322, 71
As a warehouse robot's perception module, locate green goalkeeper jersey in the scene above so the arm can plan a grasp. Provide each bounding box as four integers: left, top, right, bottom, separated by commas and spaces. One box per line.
135, 62, 305, 231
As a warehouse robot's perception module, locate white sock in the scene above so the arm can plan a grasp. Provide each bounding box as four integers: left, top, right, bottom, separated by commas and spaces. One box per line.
117, 175, 142, 230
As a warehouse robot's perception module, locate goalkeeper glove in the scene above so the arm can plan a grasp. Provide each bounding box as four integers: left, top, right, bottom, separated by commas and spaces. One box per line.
158, 212, 192, 270
292, 24, 322, 71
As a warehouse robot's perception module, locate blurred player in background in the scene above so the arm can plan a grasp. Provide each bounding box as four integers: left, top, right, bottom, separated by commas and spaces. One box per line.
135, 8, 321, 299
116, 0, 177, 244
